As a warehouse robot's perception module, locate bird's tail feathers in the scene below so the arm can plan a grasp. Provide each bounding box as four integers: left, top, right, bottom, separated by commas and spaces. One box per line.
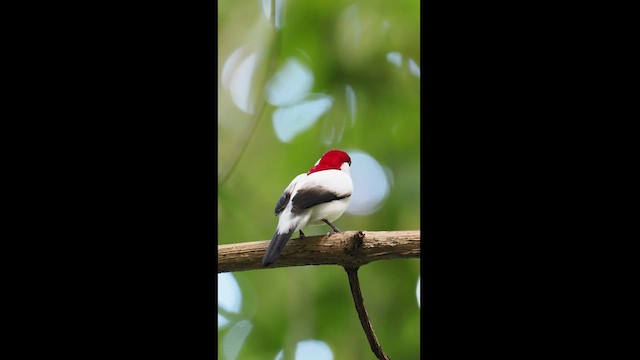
262, 227, 296, 267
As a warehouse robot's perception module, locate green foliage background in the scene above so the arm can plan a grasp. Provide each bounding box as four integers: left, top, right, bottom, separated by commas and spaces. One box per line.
218, 0, 420, 358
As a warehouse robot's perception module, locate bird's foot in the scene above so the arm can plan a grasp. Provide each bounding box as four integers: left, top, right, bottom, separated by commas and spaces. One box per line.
298, 230, 306, 239
322, 219, 341, 235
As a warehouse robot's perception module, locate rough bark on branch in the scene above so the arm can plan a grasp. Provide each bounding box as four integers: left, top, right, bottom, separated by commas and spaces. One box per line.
218, 230, 420, 273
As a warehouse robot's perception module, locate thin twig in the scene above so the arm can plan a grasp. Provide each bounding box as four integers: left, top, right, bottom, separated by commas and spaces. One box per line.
345, 266, 390, 360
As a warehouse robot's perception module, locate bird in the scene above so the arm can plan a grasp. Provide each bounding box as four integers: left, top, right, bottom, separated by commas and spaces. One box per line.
262, 149, 353, 267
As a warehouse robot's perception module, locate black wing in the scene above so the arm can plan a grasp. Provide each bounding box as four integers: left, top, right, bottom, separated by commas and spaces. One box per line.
274, 191, 291, 216
290, 187, 351, 214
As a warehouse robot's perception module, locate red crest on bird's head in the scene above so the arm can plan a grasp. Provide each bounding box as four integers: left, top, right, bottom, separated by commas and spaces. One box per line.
307, 150, 352, 175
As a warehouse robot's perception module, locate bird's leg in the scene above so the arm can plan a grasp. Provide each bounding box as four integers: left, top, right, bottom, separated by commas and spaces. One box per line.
322, 219, 341, 234
298, 230, 306, 238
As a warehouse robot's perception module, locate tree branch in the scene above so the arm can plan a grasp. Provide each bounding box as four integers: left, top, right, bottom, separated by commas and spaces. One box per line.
346, 266, 390, 360
217, 230, 419, 359
217, 230, 420, 273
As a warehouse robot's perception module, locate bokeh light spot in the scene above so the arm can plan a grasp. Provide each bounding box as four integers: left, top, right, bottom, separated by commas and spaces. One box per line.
222, 47, 258, 114
295, 340, 333, 360
408, 58, 421, 79
223, 320, 253, 360
274, 340, 334, 360
261, 0, 284, 29
273, 96, 333, 143
416, 276, 420, 307
345, 84, 357, 126
386, 51, 402, 67
265, 58, 314, 107
346, 150, 390, 215
218, 313, 229, 328
218, 272, 242, 314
